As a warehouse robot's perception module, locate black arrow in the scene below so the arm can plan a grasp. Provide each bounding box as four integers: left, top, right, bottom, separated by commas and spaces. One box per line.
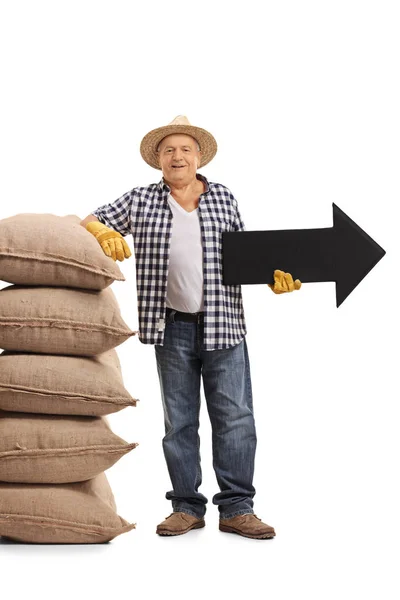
222, 203, 386, 307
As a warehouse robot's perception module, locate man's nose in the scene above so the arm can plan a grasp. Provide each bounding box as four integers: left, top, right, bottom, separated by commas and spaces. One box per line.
172, 149, 184, 160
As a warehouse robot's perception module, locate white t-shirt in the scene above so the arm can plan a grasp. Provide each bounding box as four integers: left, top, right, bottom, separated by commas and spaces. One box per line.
166, 193, 204, 313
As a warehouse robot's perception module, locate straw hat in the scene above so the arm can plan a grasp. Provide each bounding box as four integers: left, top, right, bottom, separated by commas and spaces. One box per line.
140, 115, 218, 170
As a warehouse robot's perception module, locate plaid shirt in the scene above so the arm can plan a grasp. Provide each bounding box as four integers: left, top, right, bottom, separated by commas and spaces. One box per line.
91, 173, 247, 351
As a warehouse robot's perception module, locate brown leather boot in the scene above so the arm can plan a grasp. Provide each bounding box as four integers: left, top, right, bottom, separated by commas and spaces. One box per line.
156, 512, 205, 536
219, 513, 276, 539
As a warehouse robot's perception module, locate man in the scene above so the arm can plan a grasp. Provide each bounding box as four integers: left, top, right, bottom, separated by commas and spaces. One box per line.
80, 116, 301, 539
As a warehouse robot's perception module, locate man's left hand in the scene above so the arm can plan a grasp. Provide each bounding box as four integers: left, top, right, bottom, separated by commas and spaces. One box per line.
268, 269, 302, 294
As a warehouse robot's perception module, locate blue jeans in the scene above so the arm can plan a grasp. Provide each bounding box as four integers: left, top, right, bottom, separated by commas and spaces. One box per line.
154, 309, 257, 520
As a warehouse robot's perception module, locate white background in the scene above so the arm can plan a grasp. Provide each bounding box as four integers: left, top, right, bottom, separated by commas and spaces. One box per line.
0, 1, 399, 598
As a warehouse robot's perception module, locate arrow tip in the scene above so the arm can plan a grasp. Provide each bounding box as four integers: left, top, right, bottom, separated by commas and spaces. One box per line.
333, 204, 386, 307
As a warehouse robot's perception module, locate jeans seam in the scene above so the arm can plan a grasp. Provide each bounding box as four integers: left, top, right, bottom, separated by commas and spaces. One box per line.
194, 411, 201, 491
244, 338, 254, 414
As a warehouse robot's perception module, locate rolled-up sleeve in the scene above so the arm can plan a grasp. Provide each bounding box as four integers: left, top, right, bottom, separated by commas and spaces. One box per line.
91, 190, 133, 237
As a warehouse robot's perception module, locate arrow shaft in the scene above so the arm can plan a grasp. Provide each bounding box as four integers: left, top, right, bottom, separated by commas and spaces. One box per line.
223, 227, 337, 284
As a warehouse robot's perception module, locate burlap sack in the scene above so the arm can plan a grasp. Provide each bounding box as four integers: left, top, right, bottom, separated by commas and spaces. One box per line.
0, 472, 135, 543
0, 411, 138, 483
0, 213, 125, 290
0, 349, 138, 416
0, 285, 137, 356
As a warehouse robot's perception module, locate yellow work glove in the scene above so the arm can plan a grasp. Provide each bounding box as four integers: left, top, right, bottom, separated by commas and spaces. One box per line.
268, 269, 302, 294
86, 221, 132, 262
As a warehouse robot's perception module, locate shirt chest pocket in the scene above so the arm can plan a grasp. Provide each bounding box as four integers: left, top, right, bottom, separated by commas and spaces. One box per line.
205, 215, 232, 233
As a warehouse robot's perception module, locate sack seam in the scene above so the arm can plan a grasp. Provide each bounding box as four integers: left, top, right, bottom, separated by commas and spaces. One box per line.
0, 248, 125, 280
0, 318, 135, 336
0, 384, 136, 405
0, 442, 138, 459
0, 514, 136, 536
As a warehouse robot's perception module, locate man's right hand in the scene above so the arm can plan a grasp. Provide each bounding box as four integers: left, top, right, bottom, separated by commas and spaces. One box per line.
86, 221, 132, 262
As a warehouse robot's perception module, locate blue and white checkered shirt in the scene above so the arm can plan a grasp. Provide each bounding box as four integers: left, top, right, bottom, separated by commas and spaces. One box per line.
91, 173, 247, 351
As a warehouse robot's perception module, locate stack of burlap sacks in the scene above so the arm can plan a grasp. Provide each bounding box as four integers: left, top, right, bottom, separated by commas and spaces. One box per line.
0, 214, 138, 544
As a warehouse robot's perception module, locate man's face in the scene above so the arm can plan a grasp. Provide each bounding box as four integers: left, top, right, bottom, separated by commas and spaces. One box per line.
157, 134, 201, 185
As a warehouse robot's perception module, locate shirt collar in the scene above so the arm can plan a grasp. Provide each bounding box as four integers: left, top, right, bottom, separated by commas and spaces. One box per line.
157, 172, 210, 194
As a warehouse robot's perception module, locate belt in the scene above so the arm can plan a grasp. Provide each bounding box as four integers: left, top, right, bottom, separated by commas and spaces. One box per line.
166, 307, 204, 323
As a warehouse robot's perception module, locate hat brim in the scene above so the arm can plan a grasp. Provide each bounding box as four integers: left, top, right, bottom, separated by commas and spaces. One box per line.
140, 124, 217, 170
